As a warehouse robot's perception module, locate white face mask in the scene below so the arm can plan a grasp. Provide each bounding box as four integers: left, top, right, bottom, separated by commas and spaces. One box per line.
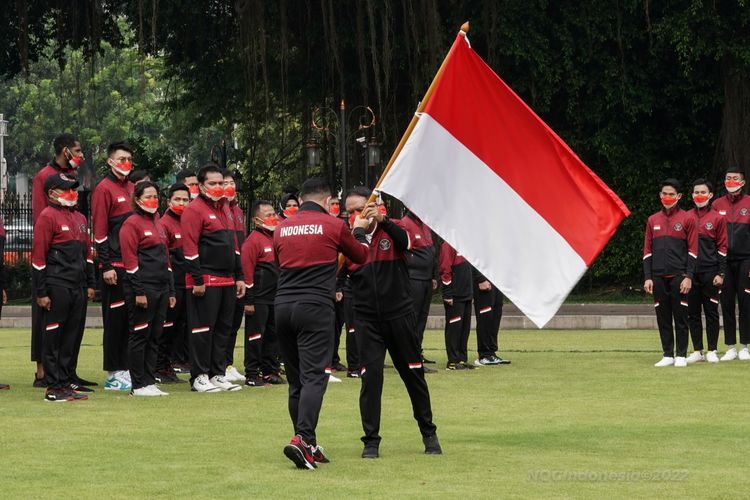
137, 202, 158, 214
726, 184, 742, 193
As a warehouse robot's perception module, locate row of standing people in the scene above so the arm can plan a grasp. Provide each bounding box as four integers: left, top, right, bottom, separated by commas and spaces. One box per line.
644, 168, 750, 366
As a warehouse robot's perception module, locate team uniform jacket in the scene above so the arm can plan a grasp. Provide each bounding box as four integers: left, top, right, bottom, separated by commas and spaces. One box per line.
32, 204, 93, 295
642, 207, 698, 279
273, 201, 369, 307
712, 193, 750, 261
160, 209, 187, 289
396, 214, 436, 281
181, 195, 243, 288
342, 218, 413, 321
0, 217, 5, 292
92, 173, 134, 271
32, 160, 76, 224
120, 210, 175, 297
439, 242, 472, 302
228, 200, 246, 248
691, 206, 728, 275
241, 227, 278, 306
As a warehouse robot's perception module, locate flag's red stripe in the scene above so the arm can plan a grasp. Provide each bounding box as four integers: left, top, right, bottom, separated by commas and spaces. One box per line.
424, 35, 629, 265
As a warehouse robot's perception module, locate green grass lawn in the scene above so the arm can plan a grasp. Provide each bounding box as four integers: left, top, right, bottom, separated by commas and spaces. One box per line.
0, 328, 747, 499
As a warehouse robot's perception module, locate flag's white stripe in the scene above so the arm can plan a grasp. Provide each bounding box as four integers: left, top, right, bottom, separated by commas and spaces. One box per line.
379, 114, 586, 327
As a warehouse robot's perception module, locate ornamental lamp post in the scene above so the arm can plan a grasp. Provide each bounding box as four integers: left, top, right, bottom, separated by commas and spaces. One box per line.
0, 114, 8, 204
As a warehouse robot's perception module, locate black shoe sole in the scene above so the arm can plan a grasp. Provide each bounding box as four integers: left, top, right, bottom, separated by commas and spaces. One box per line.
362, 449, 380, 459
284, 445, 316, 470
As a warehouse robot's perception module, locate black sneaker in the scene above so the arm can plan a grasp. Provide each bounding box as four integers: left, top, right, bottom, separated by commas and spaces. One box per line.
346, 370, 360, 378
422, 357, 436, 364
33, 375, 48, 388
423, 366, 437, 374
458, 361, 475, 370
312, 445, 330, 464
71, 375, 98, 386
170, 362, 191, 374
62, 386, 89, 401
0, 383, 9, 390
70, 383, 94, 393
283, 435, 317, 470
263, 373, 286, 385
423, 434, 442, 454
331, 362, 347, 373
493, 356, 511, 365
244, 376, 267, 387
155, 370, 183, 384
44, 388, 71, 402
362, 444, 379, 459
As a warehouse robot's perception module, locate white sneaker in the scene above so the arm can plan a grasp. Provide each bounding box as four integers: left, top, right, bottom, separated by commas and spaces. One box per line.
120, 370, 132, 383
192, 374, 221, 393
686, 352, 705, 364
706, 350, 720, 363
654, 357, 674, 367
721, 347, 738, 361
210, 375, 242, 391
328, 374, 342, 383
132, 386, 160, 396
674, 356, 687, 367
148, 385, 169, 396
739, 348, 750, 361
225, 365, 246, 382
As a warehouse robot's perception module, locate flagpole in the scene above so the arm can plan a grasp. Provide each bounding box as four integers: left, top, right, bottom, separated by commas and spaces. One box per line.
367, 21, 470, 203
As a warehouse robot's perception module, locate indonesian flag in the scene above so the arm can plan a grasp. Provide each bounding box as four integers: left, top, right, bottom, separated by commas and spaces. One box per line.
378, 32, 630, 327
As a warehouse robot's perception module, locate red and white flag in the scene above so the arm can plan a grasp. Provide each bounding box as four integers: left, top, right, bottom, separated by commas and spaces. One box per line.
379, 32, 630, 327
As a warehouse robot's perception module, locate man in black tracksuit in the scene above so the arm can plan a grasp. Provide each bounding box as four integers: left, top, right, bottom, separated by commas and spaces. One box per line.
440, 241, 474, 370
471, 266, 510, 366
181, 164, 245, 392
342, 188, 441, 459
274, 177, 370, 470
643, 178, 698, 367
396, 210, 438, 368
32, 173, 91, 402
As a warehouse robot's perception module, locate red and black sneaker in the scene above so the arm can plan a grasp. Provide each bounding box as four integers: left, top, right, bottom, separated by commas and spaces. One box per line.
312, 444, 330, 464
283, 435, 317, 470
44, 388, 74, 402
63, 386, 89, 401
263, 373, 286, 385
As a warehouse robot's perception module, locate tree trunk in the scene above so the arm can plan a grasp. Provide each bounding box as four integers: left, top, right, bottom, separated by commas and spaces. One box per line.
713, 55, 750, 180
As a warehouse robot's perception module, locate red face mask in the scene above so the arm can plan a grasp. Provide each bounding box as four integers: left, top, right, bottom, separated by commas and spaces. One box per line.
58, 190, 79, 206
114, 160, 133, 176
726, 179, 743, 193
693, 194, 710, 205
329, 204, 340, 216
224, 186, 237, 199
378, 205, 387, 216
139, 198, 159, 213
188, 185, 200, 198
68, 153, 82, 169
284, 206, 299, 217
660, 195, 678, 208
261, 215, 279, 228
170, 204, 186, 215
205, 185, 225, 200
349, 210, 362, 227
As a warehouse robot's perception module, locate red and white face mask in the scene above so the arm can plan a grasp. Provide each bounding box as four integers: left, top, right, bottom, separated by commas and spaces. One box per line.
138, 198, 159, 214
329, 204, 340, 216
67, 152, 83, 170
170, 203, 186, 215
660, 195, 679, 209
692, 194, 710, 208
224, 185, 237, 200
112, 160, 133, 177
188, 185, 200, 199
284, 206, 299, 218
57, 189, 79, 207
203, 185, 225, 201
258, 214, 279, 231
726, 179, 744, 193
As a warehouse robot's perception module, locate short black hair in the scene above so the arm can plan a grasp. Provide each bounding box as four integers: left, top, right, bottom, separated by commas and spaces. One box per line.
344, 186, 372, 204
299, 177, 331, 199
107, 141, 132, 158
692, 178, 713, 192
53, 133, 79, 155
222, 169, 241, 188
132, 180, 159, 210
660, 178, 682, 193
197, 163, 222, 184
130, 169, 150, 184
251, 200, 273, 218
726, 166, 745, 178
176, 169, 196, 182
168, 183, 189, 199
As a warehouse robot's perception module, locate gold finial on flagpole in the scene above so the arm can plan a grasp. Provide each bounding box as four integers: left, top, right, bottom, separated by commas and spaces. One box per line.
461, 22, 470, 34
